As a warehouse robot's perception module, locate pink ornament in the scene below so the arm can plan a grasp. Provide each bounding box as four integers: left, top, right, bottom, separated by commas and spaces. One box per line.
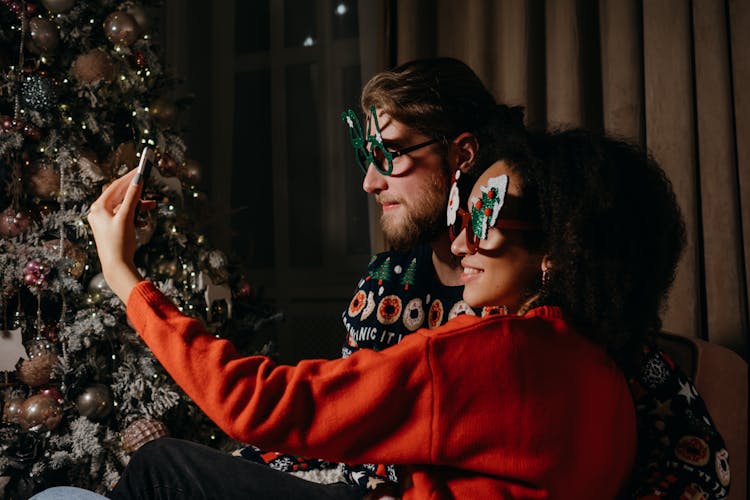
23, 259, 50, 289
38, 386, 65, 404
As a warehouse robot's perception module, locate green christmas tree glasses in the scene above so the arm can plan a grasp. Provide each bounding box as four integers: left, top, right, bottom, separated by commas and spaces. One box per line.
341, 105, 438, 176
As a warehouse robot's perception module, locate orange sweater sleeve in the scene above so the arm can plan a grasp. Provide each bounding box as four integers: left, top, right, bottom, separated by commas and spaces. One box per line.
125, 280, 449, 464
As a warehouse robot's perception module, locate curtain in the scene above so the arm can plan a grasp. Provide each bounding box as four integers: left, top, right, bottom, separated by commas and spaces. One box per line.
385, 0, 749, 359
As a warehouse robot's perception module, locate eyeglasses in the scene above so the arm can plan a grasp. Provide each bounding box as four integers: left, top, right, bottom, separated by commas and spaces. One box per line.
449, 206, 539, 254
341, 105, 438, 176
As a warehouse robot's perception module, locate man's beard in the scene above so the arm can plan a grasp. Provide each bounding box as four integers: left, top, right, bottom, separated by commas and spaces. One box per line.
379, 171, 448, 251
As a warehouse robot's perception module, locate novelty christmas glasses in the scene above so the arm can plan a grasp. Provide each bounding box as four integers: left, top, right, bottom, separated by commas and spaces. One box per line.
341, 105, 438, 176
447, 173, 539, 253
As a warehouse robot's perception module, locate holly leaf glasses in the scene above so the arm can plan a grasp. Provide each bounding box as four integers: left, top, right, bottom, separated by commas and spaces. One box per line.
341, 105, 437, 176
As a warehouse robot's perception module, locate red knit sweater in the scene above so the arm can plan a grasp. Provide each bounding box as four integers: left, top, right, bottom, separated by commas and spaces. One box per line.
127, 281, 636, 499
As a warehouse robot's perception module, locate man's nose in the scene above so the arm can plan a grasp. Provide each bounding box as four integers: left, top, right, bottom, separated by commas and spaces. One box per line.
362, 164, 387, 193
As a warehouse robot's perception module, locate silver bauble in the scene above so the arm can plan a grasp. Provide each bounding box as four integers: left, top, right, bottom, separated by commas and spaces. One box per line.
88, 273, 111, 294
76, 383, 113, 420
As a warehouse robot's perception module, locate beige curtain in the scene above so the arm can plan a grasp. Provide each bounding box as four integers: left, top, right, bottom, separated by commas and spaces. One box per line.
389, 0, 749, 358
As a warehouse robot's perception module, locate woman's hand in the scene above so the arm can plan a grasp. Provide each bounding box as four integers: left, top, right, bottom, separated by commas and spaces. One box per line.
87, 168, 150, 303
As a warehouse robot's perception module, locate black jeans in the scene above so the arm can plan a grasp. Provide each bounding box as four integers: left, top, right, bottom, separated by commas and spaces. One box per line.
108, 438, 363, 500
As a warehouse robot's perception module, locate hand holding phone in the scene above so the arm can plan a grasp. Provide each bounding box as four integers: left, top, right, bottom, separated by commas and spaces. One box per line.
134, 146, 155, 225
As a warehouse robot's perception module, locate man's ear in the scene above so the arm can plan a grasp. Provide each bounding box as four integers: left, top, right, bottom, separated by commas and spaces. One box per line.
450, 133, 480, 173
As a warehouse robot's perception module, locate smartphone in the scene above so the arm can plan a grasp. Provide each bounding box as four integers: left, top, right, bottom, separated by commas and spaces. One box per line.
134, 146, 155, 225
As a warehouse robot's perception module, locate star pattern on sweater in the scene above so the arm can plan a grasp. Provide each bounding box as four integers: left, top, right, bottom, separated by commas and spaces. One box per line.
650, 399, 673, 417
678, 379, 697, 405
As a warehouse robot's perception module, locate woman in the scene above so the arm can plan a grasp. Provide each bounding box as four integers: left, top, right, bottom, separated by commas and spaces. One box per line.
37, 128, 686, 499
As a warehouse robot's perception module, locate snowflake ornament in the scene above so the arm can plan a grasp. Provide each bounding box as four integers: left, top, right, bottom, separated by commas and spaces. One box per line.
446, 170, 461, 227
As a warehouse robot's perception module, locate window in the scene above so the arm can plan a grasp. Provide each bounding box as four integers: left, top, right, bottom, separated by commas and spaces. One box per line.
172, 0, 371, 362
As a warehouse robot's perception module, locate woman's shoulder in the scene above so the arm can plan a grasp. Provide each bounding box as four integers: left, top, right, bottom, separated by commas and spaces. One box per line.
423, 307, 616, 368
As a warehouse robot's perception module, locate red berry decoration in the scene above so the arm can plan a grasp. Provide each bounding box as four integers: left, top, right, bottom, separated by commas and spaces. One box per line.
483, 207, 492, 216
487, 189, 496, 199
474, 199, 483, 210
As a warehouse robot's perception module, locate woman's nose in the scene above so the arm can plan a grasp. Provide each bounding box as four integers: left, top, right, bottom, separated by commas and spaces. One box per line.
451, 228, 468, 256
362, 164, 387, 193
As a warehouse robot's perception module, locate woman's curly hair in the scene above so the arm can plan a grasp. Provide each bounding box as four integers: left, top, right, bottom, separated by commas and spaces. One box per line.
536, 129, 686, 355
500, 128, 686, 359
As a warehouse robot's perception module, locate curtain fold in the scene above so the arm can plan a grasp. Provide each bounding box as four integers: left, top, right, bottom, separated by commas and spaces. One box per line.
389, 0, 748, 359
358, 0, 390, 254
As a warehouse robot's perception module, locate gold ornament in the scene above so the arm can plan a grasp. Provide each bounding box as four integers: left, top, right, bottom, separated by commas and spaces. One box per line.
43, 239, 88, 279
25, 159, 60, 200
72, 49, 115, 84
19, 393, 62, 431
17, 337, 58, 388
122, 418, 169, 453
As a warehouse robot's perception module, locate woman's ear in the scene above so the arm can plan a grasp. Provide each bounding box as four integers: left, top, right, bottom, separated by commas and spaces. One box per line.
450, 133, 479, 173
541, 256, 552, 273
541, 256, 552, 287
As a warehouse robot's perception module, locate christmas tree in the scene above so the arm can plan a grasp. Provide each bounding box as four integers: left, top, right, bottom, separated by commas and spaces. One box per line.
370, 257, 391, 285
0, 1, 277, 497
399, 258, 417, 291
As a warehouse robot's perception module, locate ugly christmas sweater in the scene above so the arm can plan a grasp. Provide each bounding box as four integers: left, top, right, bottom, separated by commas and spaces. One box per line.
127, 280, 636, 499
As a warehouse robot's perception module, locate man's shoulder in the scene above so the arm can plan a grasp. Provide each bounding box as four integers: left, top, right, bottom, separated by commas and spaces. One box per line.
365, 245, 431, 272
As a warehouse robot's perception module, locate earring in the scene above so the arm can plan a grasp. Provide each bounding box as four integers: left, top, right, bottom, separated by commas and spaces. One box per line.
446, 170, 461, 227
542, 268, 550, 288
